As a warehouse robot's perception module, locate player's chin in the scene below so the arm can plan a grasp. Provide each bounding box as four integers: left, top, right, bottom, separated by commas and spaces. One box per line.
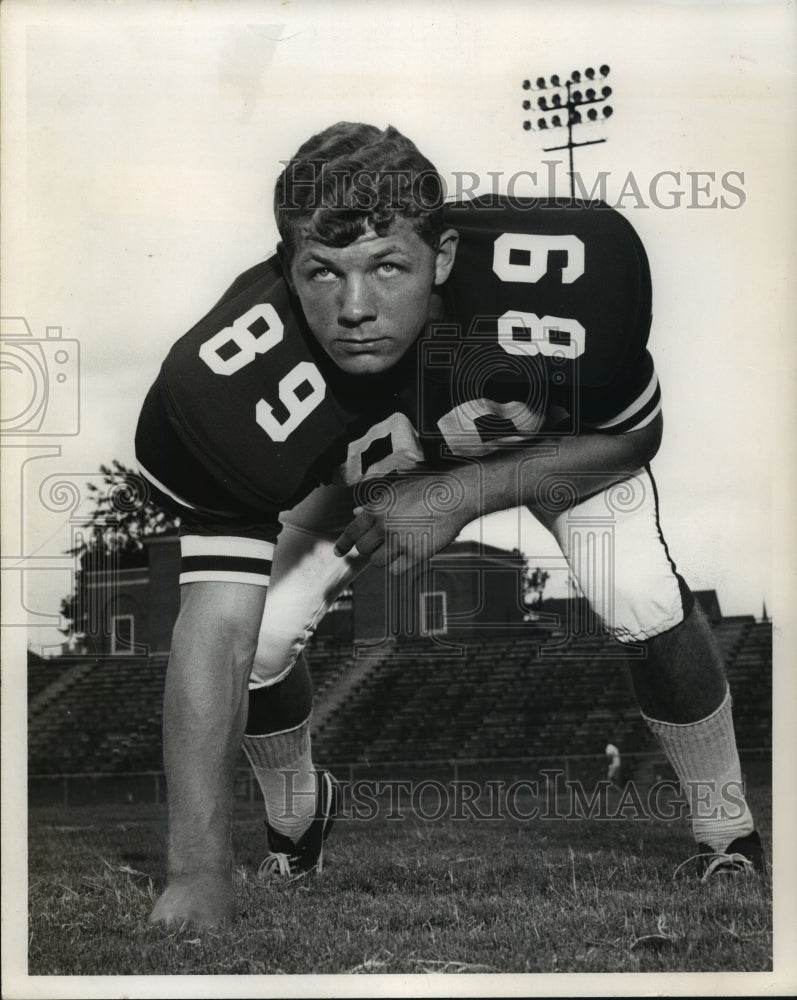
331, 346, 399, 375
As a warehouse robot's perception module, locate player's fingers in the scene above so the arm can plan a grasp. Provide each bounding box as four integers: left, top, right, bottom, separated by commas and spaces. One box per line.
333, 534, 353, 557
351, 526, 386, 558
333, 511, 375, 557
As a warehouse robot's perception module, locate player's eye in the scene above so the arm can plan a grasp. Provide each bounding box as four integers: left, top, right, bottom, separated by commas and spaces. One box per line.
310, 267, 336, 282
377, 262, 401, 275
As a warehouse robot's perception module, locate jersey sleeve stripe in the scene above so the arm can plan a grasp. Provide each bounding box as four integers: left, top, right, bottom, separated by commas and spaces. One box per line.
591, 392, 662, 435
182, 554, 273, 575
585, 372, 661, 433
180, 534, 275, 560
138, 463, 199, 510
621, 399, 662, 432
180, 569, 271, 586
591, 371, 659, 428
179, 534, 275, 587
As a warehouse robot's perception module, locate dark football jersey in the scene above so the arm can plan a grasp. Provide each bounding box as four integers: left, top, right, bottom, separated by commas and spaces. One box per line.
136, 196, 660, 581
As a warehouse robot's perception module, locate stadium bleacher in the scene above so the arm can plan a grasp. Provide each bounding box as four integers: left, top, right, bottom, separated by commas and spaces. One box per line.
28, 655, 168, 775
27, 618, 772, 779
27, 653, 72, 703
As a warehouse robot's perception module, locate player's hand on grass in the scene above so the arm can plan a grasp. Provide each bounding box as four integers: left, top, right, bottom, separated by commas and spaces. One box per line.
149, 874, 236, 929
334, 472, 476, 574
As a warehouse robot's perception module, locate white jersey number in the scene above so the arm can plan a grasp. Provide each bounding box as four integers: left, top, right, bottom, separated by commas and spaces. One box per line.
438, 398, 545, 457
492, 232, 586, 360
432, 232, 588, 455
256, 362, 327, 443
492, 233, 584, 284
199, 303, 284, 376
199, 233, 586, 450
199, 303, 326, 442
498, 312, 586, 361
339, 412, 424, 485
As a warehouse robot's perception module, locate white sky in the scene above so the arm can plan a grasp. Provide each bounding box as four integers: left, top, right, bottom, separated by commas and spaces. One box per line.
2, 0, 795, 646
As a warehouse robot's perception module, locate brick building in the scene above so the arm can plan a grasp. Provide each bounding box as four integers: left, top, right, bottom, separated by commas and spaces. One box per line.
85, 534, 529, 656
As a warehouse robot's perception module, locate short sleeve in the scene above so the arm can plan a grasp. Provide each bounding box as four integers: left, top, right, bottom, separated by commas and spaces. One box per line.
176, 514, 279, 587
136, 375, 282, 586
574, 349, 662, 434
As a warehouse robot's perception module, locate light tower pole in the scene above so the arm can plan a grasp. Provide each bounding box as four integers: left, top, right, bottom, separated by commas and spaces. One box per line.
522, 65, 613, 198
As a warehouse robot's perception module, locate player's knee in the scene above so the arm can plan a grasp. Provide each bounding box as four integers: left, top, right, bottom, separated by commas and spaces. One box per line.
588, 577, 690, 644
249, 631, 306, 689
246, 652, 313, 733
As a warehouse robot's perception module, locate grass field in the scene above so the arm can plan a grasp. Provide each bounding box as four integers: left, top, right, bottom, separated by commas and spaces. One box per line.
25, 774, 773, 980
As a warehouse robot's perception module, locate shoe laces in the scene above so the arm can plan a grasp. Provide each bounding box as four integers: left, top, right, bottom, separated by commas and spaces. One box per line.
259, 851, 296, 878
673, 849, 755, 882
700, 850, 755, 882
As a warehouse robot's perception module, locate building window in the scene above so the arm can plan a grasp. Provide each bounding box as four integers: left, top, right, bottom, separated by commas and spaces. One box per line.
420, 591, 447, 636
111, 614, 134, 655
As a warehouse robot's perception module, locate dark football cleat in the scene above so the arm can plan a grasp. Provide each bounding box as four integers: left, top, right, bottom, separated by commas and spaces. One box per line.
674, 830, 767, 882
258, 770, 339, 879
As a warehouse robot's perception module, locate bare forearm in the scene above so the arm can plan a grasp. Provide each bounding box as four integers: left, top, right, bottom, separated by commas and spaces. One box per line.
162, 583, 265, 877
456, 415, 663, 524
335, 415, 662, 573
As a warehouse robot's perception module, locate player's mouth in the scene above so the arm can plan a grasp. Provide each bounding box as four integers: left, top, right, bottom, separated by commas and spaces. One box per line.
336, 337, 389, 353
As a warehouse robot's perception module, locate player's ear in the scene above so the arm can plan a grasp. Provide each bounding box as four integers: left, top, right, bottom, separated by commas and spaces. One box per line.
434, 229, 459, 286
277, 242, 297, 293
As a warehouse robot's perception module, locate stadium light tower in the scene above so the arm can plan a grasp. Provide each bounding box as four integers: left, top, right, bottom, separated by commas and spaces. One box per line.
522, 64, 613, 197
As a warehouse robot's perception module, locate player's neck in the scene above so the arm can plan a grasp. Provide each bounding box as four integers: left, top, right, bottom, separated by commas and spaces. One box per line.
429, 290, 446, 322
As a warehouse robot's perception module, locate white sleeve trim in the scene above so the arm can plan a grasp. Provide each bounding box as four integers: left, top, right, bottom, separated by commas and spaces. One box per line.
180, 569, 271, 586
180, 535, 275, 560
589, 371, 659, 430
179, 534, 275, 587
138, 463, 198, 510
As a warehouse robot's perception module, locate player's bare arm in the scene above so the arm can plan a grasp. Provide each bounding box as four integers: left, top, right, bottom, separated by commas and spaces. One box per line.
148, 580, 267, 928
334, 412, 662, 574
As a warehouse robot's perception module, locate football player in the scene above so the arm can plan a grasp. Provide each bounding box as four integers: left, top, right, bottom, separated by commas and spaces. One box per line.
605, 742, 622, 788
137, 122, 764, 928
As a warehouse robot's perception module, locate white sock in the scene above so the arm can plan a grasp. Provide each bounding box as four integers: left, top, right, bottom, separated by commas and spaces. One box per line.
642, 687, 755, 851
242, 718, 317, 841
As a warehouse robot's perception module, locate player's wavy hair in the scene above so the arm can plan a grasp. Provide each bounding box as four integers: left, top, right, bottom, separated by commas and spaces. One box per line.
274, 122, 446, 260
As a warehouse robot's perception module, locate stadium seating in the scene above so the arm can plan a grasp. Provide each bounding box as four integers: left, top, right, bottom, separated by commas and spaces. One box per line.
28, 655, 168, 775
27, 620, 772, 777
27, 654, 71, 702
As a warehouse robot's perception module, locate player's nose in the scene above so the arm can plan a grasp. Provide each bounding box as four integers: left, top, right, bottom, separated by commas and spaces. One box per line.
338, 276, 377, 327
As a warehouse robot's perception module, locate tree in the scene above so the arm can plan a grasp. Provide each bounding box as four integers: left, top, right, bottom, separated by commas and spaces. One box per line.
523, 565, 550, 607
59, 460, 179, 649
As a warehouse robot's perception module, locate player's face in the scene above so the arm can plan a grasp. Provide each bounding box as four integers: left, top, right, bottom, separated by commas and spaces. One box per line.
285, 220, 458, 375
